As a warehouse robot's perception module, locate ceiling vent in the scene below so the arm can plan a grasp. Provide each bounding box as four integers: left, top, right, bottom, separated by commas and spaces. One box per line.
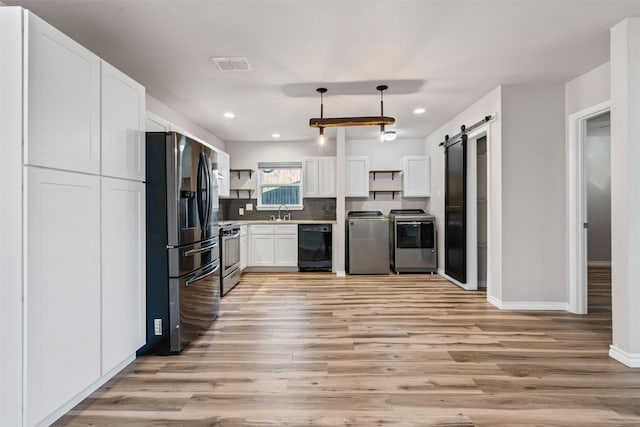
211, 57, 251, 71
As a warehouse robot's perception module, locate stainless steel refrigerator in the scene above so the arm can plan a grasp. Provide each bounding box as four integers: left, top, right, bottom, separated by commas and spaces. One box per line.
142, 132, 220, 355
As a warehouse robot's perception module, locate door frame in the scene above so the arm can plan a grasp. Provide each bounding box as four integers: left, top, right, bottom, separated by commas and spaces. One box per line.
466, 127, 489, 292
567, 100, 611, 314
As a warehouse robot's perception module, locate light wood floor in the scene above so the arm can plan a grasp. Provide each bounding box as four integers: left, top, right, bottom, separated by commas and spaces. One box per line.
57, 267, 640, 426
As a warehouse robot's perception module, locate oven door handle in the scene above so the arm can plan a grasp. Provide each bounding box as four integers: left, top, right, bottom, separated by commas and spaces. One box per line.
397, 221, 425, 226
185, 263, 220, 286
185, 241, 218, 256
223, 231, 241, 239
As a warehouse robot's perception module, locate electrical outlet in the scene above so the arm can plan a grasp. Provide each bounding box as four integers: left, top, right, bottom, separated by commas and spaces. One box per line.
154, 319, 162, 336
246, 203, 253, 211
239, 207, 244, 215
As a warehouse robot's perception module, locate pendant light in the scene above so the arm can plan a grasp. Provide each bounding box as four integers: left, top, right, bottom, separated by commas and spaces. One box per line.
317, 87, 327, 145
377, 85, 388, 142
309, 85, 395, 129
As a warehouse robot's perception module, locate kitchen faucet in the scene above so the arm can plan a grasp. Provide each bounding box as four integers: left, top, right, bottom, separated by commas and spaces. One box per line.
278, 204, 290, 221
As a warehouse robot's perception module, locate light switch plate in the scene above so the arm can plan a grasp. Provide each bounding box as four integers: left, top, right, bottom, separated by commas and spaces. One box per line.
246, 203, 253, 211
239, 207, 244, 215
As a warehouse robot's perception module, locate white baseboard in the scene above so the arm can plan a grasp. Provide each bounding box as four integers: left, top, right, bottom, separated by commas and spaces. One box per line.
243, 266, 299, 273
588, 261, 611, 267
36, 353, 136, 427
487, 295, 502, 309
609, 345, 640, 368
335, 270, 346, 277
485, 296, 569, 311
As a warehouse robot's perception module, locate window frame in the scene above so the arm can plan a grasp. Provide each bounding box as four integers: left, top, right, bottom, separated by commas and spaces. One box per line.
256, 164, 304, 211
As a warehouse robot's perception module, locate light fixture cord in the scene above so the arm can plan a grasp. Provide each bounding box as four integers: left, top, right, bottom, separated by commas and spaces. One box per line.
380, 88, 385, 135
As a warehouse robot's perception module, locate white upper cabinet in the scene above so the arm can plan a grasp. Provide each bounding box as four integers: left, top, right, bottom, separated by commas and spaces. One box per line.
25, 167, 101, 427
318, 156, 337, 197
101, 177, 146, 375
304, 156, 336, 198
101, 61, 146, 181
402, 155, 431, 197
216, 150, 231, 198
345, 156, 369, 197
303, 157, 319, 196
25, 11, 101, 174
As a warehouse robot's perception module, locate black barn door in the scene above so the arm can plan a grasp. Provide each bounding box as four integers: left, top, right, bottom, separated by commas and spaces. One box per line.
445, 134, 467, 283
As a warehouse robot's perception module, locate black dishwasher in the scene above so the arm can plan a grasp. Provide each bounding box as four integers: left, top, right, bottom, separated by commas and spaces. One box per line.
298, 224, 332, 272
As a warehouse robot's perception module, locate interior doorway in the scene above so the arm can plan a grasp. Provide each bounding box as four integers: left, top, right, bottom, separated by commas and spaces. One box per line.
568, 101, 611, 314
585, 112, 611, 314
477, 136, 488, 289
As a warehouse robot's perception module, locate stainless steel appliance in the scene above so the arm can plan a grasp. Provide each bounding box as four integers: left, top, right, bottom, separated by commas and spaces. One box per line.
346, 211, 389, 274
220, 222, 241, 296
143, 132, 220, 355
389, 209, 437, 273
298, 224, 332, 272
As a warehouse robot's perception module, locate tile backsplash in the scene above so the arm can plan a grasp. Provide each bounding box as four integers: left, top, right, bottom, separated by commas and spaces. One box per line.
220, 198, 336, 221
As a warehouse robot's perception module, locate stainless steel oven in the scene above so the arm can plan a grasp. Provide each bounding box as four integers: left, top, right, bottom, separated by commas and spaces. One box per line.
389, 209, 437, 273
220, 223, 241, 295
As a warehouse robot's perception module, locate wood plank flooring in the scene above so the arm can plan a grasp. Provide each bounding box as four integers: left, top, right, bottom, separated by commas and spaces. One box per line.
56, 267, 640, 426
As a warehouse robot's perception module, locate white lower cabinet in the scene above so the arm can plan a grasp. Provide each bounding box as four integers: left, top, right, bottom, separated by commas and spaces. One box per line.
240, 225, 248, 270
249, 224, 298, 267
275, 231, 298, 267
250, 233, 275, 266
101, 178, 146, 375
26, 167, 101, 427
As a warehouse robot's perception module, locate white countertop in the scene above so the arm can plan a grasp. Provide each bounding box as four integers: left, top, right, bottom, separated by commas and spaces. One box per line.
243, 220, 336, 225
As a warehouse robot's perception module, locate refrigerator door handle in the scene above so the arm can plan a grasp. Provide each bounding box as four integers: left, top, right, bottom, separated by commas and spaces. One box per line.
203, 156, 211, 227
185, 262, 220, 287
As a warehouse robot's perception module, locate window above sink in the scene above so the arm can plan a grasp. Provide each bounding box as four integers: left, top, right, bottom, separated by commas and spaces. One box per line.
256, 162, 303, 211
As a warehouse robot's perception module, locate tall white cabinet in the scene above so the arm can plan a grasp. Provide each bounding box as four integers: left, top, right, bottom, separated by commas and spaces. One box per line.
101, 61, 146, 181
1, 8, 146, 427
25, 168, 102, 427
25, 12, 101, 174
101, 178, 146, 375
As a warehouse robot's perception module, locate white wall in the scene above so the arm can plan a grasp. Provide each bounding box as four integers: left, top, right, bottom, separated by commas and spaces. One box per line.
610, 18, 640, 361
225, 139, 337, 169
346, 138, 428, 213
500, 84, 567, 303
426, 87, 503, 300
586, 120, 611, 263
565, 62, 610, 116
146, 94, 226, 150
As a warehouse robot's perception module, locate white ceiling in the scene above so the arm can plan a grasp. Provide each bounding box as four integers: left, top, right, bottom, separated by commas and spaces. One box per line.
6, 0, 640, 143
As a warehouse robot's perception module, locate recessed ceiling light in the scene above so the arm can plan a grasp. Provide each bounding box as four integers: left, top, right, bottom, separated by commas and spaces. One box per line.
272, 133, 281, 138
413, 107, 426, 115
223, 112, 235, 119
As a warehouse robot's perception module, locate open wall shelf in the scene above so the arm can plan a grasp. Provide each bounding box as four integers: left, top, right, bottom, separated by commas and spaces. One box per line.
370, 190, 401, 200
229, 169, 254, 179
229, 189, 254, 199
369, 170, 401, 180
